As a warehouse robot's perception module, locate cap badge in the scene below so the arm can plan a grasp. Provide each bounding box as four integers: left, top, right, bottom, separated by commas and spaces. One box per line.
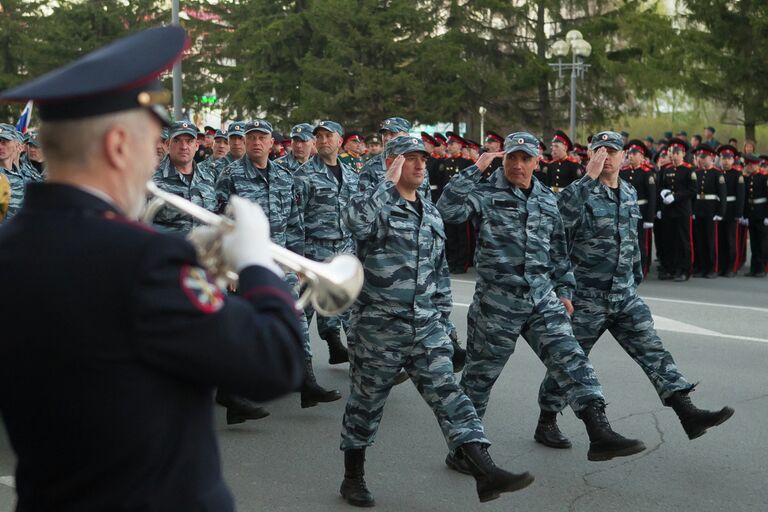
255, 121, 260, 126
412, 138, 419, 144
181, 122, 188, 128
517, 138, 524, 144
601, 134, 608, 140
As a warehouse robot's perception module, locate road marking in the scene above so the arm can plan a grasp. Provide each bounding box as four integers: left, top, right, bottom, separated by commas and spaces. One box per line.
0, 476, 14, 488
643, 296, 768, 314
450, 304, 768, 344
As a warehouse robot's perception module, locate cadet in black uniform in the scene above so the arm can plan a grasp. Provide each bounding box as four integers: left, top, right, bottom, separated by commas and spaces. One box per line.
716, 145, 746, 276
440, 131, 473, 273
691, 146, 727, 278
657, 138, 698, 281
542, 130, 583, 192
620, 139, 657, 277
743, 155, 768, 276
0, 26, 304, 512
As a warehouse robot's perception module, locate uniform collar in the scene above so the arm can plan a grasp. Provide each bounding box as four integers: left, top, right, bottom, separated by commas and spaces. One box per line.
20, 182, 122, 215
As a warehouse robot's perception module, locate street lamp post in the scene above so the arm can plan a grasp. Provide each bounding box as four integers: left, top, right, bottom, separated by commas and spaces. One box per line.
478, 106, 487, 142
549, 30, 592, 142
171, 0, 183, 120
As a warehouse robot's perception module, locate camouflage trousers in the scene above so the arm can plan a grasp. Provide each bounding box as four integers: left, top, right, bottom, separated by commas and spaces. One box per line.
285, 272, 312, 359
304, 237, 355, 341
461, 283, 603, 419
538, 291, 693, 412
341, 309, 488, 451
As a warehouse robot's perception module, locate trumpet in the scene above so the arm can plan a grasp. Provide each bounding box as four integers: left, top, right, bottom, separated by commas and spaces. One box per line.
142, 181, 364, 316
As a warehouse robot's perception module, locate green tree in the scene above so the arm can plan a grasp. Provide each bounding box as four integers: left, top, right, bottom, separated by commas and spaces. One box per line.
680, 0, 768, 142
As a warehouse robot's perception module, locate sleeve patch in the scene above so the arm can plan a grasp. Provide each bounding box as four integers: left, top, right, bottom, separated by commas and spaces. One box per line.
179, 264, 224, 313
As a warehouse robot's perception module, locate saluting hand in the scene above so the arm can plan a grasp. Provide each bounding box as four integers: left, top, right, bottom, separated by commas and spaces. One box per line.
475, 151, 505, 173
585, 147, 607, 179
385, 154, 405, 184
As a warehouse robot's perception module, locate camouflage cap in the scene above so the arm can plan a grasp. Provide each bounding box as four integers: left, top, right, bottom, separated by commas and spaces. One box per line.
245, 119, 273, 135
313, 120, 343, 136
213, 129, 227, 140
160, 127, 169, 141
384, 135, 429, 158
168, 120, 199, 140
590, 131, 624, 151
26, 131, 40, 147
504, 132, 540, 158
290, 123, 315, 141
379, 117, 411, 134
227, 120, 248, 138
0, 123, 19, 142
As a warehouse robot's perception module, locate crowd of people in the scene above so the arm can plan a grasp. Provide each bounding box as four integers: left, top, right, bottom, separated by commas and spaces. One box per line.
0, 25, 742, 511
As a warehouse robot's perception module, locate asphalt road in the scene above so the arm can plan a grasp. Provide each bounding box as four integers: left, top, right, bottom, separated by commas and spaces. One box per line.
1, 271, 767, 511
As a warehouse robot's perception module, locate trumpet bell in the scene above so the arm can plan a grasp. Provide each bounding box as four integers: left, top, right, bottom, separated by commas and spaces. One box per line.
298, 254, 364, 316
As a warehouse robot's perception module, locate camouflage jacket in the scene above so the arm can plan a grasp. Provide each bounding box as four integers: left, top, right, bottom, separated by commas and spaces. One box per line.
358, 153, 432, 201
436, 165, 575, 303
343, 179, 456, 337
150, 159, 216, 235
0, 165, 27, 221
294, 155, 359, 244
19, 155, 44, 183
559, 175, 643, 299
214, 156, 303, 254
273, 153, 306, 174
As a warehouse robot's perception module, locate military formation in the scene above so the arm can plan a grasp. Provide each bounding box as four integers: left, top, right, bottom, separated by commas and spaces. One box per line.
0, 24, 750, 509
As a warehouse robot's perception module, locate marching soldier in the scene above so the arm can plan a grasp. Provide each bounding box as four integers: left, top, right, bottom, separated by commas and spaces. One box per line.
620, 140, 657, 277
294, 120, 360, 364
692, 146, 727, 278
358, 117, 431, 199
716, 145, 745, 276
215, 119, 341, 412
542, 130, 583, 193
150, 121, 216, 235
275, 123, 315, 173
339, 132, 367, 173
156, 127, 169, 165
339, 136, 533, 507
537, 131, 733, 448
534, 139, 548, 182
657, 138, 697, 281
743, 154, 768, 277
437, 132, 645, 464
25, 131, 46, 178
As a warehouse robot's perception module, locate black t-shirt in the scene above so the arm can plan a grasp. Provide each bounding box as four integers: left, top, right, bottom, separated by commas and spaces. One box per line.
406, 197, 423, 217
328, 163, 342, 188
256, 164, 269, 184
520, 184, 533, 198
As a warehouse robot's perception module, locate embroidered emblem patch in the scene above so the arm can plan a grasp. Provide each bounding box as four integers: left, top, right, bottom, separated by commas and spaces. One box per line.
180, 265, 224, 313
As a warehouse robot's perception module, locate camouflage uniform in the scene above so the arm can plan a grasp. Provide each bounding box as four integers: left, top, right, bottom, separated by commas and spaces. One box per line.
214, 156, 312, 357
537, 172, 693, 413
340, 178, 487, 451
294, 154, 359, 340
358, 153, 432, 201
436, 164, 604, 418
274, 152, 305, 173
150, 158, 216, 235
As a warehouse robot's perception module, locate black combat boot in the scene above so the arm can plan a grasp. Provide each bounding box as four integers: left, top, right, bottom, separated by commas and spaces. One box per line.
577, 400, 646, 461
459, 442, 534, 503
445, 450, 472, 475
665, 391, 734, 440
534, 410, 572, 449
451, 336, 467, 373
301, 359, 342, 408
216, 391, 270, 425
340, 448, 375, 507
325, 331, 349, 365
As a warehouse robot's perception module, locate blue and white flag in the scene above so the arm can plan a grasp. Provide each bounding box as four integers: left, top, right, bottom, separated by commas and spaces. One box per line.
15, 100, 33, 133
